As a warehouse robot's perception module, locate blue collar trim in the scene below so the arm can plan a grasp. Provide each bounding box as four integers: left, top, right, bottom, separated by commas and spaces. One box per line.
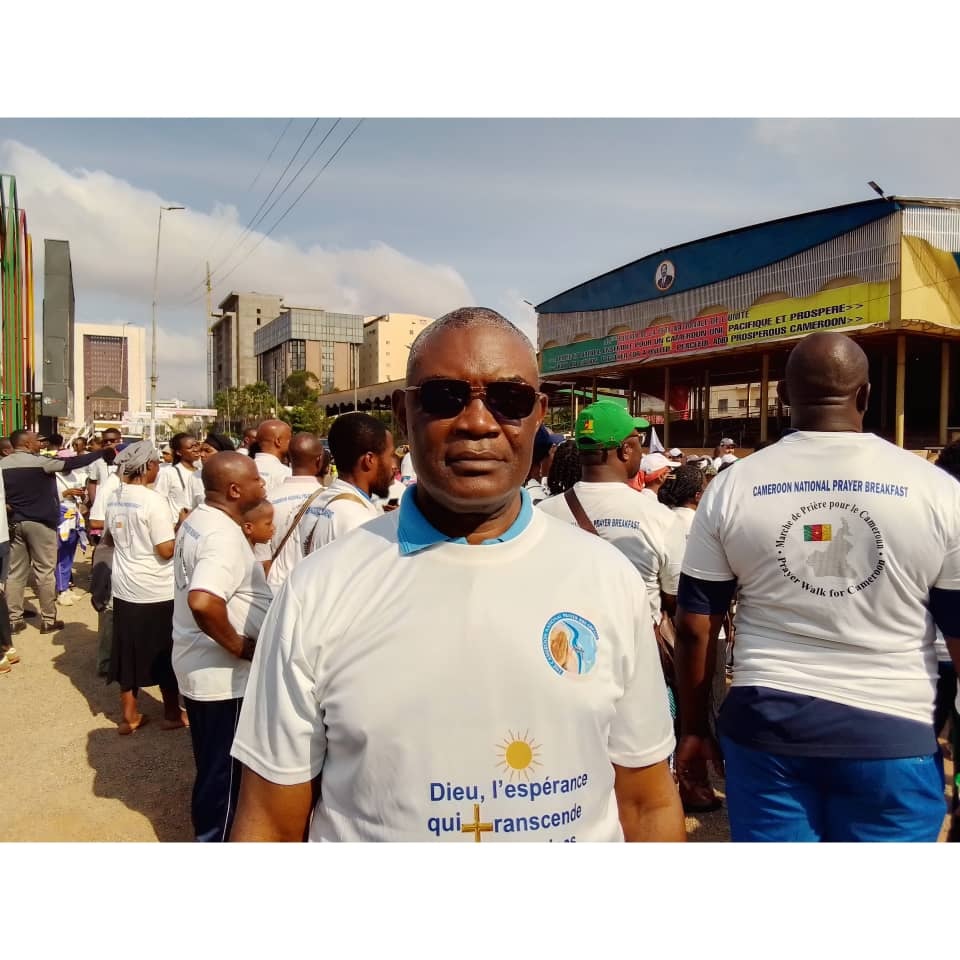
397, 487, 533, 556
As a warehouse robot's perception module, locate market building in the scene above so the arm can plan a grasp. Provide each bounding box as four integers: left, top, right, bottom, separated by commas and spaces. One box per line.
536, 198, 960, 452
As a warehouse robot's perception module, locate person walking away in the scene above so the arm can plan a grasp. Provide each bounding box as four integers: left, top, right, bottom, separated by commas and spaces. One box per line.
545, 438, 581, 496
230, 308, 683, 842
265, 433, 327, 590
298, 413, 394, 556
675, 332, 960, 842
104, 441, 186, 734
1, 430, 116, 634
172, 452, 272, 842
252, 420, 292, 497
657, 464, 705, 539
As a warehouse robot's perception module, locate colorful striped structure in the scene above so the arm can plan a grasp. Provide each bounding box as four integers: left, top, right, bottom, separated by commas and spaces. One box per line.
0, 174, 36, 434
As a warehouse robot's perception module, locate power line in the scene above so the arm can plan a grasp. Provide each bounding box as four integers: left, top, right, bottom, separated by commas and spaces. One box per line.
204, 119, 342, 288
181, 118, 323, 299
188, 119, 365, 306
189, 119, 295, 296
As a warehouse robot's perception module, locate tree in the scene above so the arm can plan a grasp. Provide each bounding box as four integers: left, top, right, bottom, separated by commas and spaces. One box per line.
280, 370, 320, 407
279, 404, 334, 436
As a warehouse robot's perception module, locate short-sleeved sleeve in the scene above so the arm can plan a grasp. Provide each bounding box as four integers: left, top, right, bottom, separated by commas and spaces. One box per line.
681, 481, 735, 582
607, 589, 676, 768
934, 486, 960, 591
190, 529, 246, 600
658, 512, 686, 596
147, 494, 176, 547
231, 581, 327, 785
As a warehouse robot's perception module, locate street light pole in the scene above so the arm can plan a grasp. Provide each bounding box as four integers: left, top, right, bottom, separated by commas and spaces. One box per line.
150, 204, 184, 444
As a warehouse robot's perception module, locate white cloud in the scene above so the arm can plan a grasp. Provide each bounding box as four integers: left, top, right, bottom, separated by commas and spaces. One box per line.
3, 138, 474, 403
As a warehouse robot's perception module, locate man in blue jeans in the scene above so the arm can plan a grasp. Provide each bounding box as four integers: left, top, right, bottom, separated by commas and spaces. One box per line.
675, 332, 960, 842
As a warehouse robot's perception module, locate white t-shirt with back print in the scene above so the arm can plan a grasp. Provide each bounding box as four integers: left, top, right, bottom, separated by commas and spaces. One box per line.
231, 506, 674, 842
682, 430, 960, 726
298, 478, 382, 555
538, 481, 686, 624
104, 484, 175, 603
172, 504, 273, 701
267, 475, 322, 589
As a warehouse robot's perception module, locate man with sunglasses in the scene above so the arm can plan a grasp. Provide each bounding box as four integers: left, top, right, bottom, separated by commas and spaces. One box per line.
230, 307, 684, 842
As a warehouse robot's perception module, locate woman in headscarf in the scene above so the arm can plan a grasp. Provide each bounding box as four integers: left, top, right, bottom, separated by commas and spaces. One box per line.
104, 441, 186, 734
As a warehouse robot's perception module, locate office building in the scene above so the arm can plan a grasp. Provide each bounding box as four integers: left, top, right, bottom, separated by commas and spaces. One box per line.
73, 323, 146, 425
359, 313, 433, 387
209, 291, 284, 398
254, 306, 364, 397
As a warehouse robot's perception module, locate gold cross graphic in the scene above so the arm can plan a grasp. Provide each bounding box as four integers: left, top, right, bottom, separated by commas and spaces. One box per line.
461, 803, 493, 842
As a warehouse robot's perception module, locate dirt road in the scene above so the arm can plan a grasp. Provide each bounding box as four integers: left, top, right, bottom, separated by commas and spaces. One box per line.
1, 559, 730, 842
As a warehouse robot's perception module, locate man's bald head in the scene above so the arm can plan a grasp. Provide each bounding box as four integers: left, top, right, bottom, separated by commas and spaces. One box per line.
202, 451, 266, 515
289, 432, 325, 475
780, 332, 870, 431
256, 418, 292, 460
406, 307, 536, 383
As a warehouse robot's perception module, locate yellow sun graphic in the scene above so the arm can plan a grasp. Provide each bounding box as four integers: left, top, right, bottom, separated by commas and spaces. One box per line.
495, 730, 542, 781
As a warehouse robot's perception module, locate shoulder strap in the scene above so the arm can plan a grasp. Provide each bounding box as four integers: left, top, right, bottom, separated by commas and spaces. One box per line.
564, 487, 599, 536
270, 486, 327, 564
302, 492, 368, 556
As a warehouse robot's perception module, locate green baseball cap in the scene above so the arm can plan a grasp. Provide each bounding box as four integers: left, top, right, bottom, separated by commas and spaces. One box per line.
575, 400, 650, 449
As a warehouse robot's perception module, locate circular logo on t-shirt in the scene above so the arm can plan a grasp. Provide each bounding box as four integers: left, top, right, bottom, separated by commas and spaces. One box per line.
542, 612, 599, 677
776, 500, 886, 600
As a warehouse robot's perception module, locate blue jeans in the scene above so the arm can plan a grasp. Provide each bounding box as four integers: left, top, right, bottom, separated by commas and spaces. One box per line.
720, 735, 945, 842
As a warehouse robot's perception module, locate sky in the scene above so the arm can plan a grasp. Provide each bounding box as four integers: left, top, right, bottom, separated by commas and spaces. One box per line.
5, 117, 960, 404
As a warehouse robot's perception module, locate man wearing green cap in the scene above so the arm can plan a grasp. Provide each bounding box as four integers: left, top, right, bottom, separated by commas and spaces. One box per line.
539, 400, 686, 628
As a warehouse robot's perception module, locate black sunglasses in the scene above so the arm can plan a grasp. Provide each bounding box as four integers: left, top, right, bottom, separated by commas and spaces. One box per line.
406, 379, 540, 421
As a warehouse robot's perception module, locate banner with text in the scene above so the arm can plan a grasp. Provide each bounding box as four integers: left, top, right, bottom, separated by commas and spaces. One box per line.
541, 281, 890, 375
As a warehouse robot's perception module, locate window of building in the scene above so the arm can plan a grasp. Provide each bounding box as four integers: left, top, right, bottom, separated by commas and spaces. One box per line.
738, 399, 747, 409
718, 398, 729, 413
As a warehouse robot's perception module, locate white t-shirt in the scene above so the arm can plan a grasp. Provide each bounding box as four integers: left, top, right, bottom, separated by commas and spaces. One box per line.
400, 451, 417, 485
172, 504, 273, 701
254, 452, 292, 497
538, 481, 686, 623
88, 457, 117, 487
231, 507, 674, 842
104, 484, 175, 603
299, 478, 382, 555
154, 461, 201, 524
266, 476, 322, 590
188, 470, 205, 510
89, 472, 122, 525
683, 430, 960, 725
672, 505, 697, 540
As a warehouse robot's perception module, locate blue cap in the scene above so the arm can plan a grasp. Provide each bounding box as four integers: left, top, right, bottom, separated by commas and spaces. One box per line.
533, 424, 564, 461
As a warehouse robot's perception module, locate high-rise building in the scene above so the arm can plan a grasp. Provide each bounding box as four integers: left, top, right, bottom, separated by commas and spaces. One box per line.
73, 323, 146, 425
41, 239, 75, 424
254, 306, 364, 398
209, 291, 284, 398
359, 313, 433, 387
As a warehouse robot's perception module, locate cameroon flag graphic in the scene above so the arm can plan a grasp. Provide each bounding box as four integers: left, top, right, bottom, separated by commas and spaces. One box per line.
803, 524, 832, 542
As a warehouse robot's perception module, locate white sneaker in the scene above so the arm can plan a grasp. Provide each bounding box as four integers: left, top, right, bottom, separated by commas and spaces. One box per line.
58, 590, 75, 607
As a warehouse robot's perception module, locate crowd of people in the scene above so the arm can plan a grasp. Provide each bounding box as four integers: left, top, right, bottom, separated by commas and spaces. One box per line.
1, 307, 958, 843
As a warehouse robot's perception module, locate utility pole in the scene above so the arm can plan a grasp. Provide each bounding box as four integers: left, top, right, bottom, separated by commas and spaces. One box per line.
205, 261, 213, 407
